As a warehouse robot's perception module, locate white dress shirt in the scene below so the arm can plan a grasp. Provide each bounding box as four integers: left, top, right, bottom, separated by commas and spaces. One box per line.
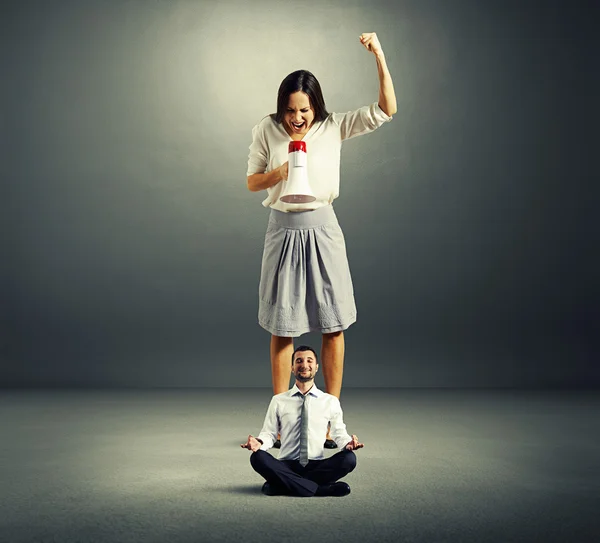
257, 384, 352, 461
247, 102, 393, 212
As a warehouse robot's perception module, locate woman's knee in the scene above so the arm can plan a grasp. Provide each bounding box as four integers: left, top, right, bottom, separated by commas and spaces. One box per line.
271, 335, 294, 346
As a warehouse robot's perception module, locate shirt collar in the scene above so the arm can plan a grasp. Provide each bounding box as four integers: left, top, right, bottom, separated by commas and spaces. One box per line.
289, 383, 323, 398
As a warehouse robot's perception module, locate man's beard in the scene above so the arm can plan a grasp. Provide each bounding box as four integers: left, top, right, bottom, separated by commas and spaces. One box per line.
295, 372, 314, 383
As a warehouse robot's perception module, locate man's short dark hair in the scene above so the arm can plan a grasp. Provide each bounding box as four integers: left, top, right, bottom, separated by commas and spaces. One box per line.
291, 345, 318, 364
274, 70, 329, 124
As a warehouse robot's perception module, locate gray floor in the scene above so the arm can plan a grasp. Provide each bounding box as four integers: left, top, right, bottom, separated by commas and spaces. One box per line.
1, 388, 598, 543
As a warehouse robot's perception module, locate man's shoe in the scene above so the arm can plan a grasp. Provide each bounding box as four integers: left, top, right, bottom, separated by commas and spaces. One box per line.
261, 482, 287, 496
273, 439, 281, 449
315, 482, 351, 497
324, 439, 337, 449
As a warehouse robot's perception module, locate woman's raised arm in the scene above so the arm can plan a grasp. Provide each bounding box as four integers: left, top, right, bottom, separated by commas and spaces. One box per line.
359, 32, 397, 117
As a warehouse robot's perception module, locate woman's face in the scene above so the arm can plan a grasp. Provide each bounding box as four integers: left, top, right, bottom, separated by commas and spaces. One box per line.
283, 91, 315, 137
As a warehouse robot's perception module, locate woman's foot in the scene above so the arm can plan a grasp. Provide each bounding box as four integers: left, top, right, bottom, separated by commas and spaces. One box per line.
325, 424, 337, 448
324, 439, 337, 449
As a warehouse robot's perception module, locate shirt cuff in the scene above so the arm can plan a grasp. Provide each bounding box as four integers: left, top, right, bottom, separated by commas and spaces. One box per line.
373, 101, 393, 122
334, 434, 352, 449
257, 434, 275, 450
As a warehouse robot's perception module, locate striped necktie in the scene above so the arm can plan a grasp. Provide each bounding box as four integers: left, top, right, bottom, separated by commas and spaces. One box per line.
299, 393, 309, 467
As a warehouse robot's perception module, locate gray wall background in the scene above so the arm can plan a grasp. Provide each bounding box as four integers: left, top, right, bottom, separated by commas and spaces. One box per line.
1, 0, 597, 387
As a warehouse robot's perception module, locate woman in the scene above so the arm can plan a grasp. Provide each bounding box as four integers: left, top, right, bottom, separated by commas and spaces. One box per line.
247, 33, 397, 447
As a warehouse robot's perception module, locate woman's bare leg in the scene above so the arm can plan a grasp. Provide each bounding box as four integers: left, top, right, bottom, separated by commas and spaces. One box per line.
321, 331, 345, 441
270, 335, 294, 394
271, 335, 294, 445
321, 331, 345, 398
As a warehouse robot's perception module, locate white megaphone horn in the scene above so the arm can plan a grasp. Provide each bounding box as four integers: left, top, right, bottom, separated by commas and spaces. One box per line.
279, 141, 316, 204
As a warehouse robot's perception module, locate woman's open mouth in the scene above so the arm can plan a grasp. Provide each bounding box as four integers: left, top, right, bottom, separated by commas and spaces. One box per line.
291, 121, 305, 131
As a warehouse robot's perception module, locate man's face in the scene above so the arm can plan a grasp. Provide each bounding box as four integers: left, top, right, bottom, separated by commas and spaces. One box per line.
292, 350, 318, 383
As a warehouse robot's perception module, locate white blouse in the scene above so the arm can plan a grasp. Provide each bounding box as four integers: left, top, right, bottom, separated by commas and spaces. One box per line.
247, 102, 393, 212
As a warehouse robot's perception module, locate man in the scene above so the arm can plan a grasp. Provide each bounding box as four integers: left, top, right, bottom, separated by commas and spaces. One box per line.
241, 345, 364, 497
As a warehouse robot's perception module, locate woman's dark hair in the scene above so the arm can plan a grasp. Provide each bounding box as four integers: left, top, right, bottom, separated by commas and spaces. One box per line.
274, 70, 329, 124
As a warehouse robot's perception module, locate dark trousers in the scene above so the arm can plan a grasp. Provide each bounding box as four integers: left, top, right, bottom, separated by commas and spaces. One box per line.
250, 449, 357, 497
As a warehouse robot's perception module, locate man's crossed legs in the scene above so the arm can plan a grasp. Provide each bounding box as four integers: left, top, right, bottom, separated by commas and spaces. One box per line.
250, 448, 357, 497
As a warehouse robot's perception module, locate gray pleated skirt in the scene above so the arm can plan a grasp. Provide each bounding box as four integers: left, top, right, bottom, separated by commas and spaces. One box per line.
258, 205, 357, 337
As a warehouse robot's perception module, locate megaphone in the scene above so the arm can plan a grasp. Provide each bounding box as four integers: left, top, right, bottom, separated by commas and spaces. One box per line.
279, 141, 316, 204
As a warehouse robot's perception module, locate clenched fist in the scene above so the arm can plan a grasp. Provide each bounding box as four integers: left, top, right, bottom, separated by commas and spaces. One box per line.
359, 32, 383, 56
278, 161, 289, 181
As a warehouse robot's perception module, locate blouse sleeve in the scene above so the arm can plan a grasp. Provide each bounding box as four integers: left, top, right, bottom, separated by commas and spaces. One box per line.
246, 121, 269, 177
332, 102, 393, 142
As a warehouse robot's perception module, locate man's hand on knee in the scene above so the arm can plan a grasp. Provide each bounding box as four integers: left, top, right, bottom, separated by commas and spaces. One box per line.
241, 434, 263, 452
344, 434, 364, 451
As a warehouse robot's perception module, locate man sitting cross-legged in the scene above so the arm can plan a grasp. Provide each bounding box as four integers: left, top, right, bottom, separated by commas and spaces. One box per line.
241, 345, 364, 497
